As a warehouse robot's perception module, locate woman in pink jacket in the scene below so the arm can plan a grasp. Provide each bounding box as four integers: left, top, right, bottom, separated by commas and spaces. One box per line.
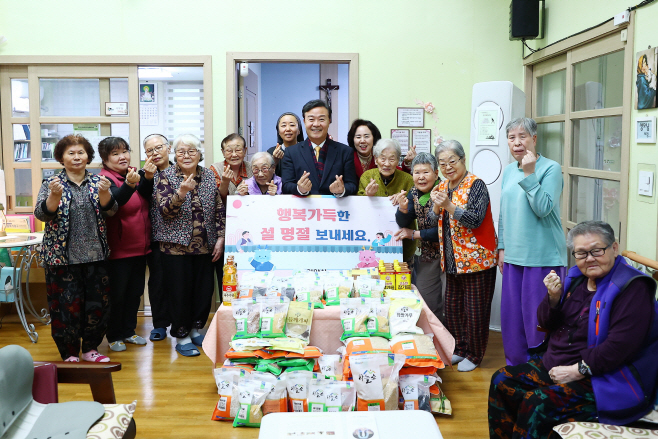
99, 137, 157, 352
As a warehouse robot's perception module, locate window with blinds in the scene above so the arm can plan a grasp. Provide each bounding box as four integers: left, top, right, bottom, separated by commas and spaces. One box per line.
164, 81, 204, 142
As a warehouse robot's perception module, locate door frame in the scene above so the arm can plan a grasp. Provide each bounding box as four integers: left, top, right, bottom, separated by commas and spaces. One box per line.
225, 52, 359, 134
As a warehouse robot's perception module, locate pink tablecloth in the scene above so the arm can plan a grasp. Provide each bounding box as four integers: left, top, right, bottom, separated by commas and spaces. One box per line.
203, 292, 455, 368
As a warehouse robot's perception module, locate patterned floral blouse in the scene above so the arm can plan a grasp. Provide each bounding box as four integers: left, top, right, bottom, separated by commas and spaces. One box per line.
156, 165, 225, 256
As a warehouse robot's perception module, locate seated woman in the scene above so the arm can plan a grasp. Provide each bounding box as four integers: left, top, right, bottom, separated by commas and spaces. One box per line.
236, 152, 282, 195
393, 152, 444, 321
489, 221, 657, 438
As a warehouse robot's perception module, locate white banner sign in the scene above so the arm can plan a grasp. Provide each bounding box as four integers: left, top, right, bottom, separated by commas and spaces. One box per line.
225, 195, 403, 276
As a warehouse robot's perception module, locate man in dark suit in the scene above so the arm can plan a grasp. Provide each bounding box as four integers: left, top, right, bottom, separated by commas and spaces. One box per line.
281, 100, 358, 196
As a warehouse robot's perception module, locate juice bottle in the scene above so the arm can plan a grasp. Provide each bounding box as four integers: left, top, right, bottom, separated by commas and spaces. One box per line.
222, 255, 238, 305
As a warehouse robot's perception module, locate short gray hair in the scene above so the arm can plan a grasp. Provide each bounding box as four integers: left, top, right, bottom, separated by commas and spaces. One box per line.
142, 133, 168, 148
373, 139, 402, 160
251, 151, 275, 167
506, 117, 537, 137
434, 140, 465, 161
173, 134, 204, 161
411, 152, 438, 172
566, 220, 616, 250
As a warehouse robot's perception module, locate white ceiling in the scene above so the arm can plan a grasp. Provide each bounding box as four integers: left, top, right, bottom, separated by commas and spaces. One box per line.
138, 66, 203, 82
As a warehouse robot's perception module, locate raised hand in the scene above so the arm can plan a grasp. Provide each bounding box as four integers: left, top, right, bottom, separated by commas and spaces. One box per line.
272, 144, 284, 163
143, 155, 157, 180
126, 167, 140, 185
329, 175, 345, 195
395, 190, 409, 213
404, 145, 417, 167
178, 173, 196, 197
266, 179, 278, 196
297, 171, 312, 194
220, 164, 234, 188
98, 175, 111, 193
236, 181, 249, 196
365, 178, 379, 197
431, 186, 450, 210
48, 178, 64, 198
543, 270, 563, 308
521, 150, 537, 177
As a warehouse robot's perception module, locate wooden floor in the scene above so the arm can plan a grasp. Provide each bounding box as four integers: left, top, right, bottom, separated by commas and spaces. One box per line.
0, 314, 504, 438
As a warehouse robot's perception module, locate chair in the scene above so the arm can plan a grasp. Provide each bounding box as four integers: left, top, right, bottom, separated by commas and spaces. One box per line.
32, 361, 136, 438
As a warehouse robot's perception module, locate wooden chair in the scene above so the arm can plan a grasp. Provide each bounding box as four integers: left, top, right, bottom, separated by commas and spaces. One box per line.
32, 361, 136, 438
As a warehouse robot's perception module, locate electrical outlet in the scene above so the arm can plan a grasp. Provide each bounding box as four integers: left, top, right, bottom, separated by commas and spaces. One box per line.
621, 29, 628, 42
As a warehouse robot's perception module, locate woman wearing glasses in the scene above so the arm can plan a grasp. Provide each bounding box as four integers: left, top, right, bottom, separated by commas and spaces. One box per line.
236, 152, 282, 195
156, 134, 225, 357
429, 140, 497, 372
489, 221, 657, 437
498, 117, 567, 366
210, 133, 253, 201
142, 134, 173, 342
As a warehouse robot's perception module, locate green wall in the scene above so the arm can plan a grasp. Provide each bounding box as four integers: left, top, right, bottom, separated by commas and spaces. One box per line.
0, 0, 523, 162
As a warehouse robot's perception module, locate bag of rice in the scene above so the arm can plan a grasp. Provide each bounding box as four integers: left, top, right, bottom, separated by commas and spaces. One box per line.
390, 334, 443, 368
350, 353, 405, 411
430, 381, 452, 415
258, 296, 290, 338
389, 298, 423, 337
308, 379, 329, 412
229, 338, 272, 352
232, 298, 256, 340
355, 277, 374, 298
370, 279, 385, 298
238, 272, 256, 299
340, 298, 370, 340
325, 380, 356, 412
366, 298, 391, 339
317, 354, 343, 381
252, 277, 270, 299
323, 274, 342, 306
212, 367, 250, 421
250, 371, 288, 415
232, 378, 272, 427
284, 370, 319, 412
343, 337, 392, 356
285, 301, 313, 344
399, 375, 436, 412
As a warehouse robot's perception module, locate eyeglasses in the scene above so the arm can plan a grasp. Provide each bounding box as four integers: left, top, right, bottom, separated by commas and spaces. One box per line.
176, 149, 199, 157
439, 157, 462, 169
145, 144, 168, 156
572, 245, 611, 260
252, 166, 272, 175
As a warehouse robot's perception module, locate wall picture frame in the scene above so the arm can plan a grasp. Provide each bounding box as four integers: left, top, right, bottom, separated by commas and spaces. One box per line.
412, 129, 432, 154
397, 107, 424, 127
105, 102, 128, 116
139, 83, 157, 104
635, 47, 657, 110
636, 116, 656, 143
390, 129, 410, 154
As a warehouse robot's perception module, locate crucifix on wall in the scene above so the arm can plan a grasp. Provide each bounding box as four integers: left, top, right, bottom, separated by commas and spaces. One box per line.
319, 78, 340, 110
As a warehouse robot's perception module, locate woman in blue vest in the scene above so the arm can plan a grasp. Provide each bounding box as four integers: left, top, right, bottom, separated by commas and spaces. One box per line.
156, 134, 226, 357
34, 134, 117, 362
488, 221, 657, 438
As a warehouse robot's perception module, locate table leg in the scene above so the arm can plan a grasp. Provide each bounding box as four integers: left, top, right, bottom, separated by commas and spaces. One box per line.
14, 245, 50, 343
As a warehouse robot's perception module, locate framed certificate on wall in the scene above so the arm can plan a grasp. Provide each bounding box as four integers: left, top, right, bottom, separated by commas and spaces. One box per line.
412, 129, 432, 154
391, 129, 410, 154
397, 107, 424, 127
636, 116, 656, 143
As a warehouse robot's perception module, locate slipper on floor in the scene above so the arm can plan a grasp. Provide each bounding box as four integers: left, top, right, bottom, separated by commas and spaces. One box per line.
150, 328, 167, 342
125, 335, 147, 345
191, 334, 205, 347
175, 343, 199, 357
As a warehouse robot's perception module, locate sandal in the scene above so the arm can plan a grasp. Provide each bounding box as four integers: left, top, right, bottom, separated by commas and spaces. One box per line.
175, 343, 200, 357
150, 328, 167, 342
82, 350, 110, 363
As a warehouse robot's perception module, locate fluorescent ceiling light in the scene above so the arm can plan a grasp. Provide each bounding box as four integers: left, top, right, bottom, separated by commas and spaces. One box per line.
138, 67, 173, 78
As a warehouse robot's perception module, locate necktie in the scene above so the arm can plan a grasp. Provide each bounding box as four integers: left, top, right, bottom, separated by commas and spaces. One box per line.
314, 146, 321, 161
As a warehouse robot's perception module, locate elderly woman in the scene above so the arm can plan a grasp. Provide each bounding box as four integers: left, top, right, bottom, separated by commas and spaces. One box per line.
236, 152, 282, 195
498, 117, 567, 366
98, 137, 157, 352
210, 133, 252, 201
489, 221, 657, 437
34, 134, 117, 363
358, 138, 415, 262
267, 112, 304, 177
348, 119, 382, 177
157, 134, 225, 357
429, 140, 497, 372
142, 133, 173, 342
394, 152, 444, 321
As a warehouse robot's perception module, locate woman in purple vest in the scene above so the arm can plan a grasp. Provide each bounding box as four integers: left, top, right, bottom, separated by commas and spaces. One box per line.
234, 152, 282, 195
489, 221, 657, 437
156, 134, 226, 357
98, 137, 157, 353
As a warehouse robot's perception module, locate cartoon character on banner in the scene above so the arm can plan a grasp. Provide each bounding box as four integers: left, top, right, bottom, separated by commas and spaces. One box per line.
250, 245, 275, 271
372, 232, 392, 247
356, 246, 379, 268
